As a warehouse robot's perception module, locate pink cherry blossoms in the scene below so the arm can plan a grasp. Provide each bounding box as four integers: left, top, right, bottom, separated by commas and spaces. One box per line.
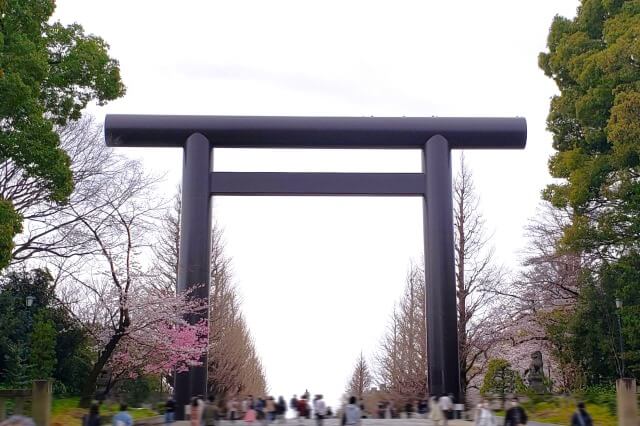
96, 284, 209, 380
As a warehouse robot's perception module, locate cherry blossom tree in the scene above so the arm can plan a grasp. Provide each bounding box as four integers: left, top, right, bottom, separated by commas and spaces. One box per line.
31, 135, 211, 406
99, 286, 208, 392
499, 203, 591, 391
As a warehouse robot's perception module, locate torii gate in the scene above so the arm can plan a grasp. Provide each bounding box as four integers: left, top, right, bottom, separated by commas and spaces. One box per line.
105, 115, 526, 420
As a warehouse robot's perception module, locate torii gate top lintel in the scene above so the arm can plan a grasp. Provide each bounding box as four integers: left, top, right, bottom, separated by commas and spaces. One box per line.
105, 115, 526, 149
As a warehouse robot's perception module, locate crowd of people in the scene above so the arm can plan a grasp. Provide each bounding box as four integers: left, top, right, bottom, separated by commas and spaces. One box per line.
168, 393, 593, 426
168, 392, 330, 426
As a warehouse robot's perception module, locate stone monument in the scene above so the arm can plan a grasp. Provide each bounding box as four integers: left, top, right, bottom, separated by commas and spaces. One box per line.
524, 351, 546, 393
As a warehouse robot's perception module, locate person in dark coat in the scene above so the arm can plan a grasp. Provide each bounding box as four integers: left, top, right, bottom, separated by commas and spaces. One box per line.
165, 397, 176, 424
570, 402, 593, 426
503, 398, 527, 426
405, 401, 414, 418
82, 403, 101, 426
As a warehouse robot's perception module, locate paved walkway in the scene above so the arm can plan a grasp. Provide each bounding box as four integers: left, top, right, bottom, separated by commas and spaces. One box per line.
168, 420, 559, 426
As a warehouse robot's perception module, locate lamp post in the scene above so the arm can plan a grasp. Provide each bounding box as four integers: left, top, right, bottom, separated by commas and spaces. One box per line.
615, 298, 625, 378
614, 297, 638, 426
26, 295, 35, 308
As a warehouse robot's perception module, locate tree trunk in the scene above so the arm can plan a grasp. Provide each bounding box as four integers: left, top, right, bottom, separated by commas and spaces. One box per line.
456, 174, 467, 405
79, 331, 125, 407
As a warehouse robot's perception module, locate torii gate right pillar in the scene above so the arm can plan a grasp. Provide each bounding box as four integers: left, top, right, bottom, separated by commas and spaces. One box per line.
423, 134, 460, 400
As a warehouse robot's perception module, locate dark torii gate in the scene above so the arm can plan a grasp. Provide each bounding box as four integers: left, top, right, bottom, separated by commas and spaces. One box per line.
105, 115, 526, 420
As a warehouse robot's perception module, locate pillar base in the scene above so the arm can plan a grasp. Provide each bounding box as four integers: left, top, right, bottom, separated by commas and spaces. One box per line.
616, 378, 638, 426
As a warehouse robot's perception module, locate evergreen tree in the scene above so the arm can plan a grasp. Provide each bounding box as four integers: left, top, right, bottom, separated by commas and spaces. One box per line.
539, 0, 640, 256
4, 342, 31, 387
480, 359, 517, 409
28, 311, 57, 379
0, 269, 91, 392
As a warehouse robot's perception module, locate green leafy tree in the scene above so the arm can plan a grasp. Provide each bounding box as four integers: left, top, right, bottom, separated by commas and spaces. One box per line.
0, 0, 125, 269
0, 201, 22, 268
0, 269, 91, 392
561, 253, 640, 382
539, 0, 640, 384
118, 375, 154, 407
539, 0, 640, 257
480, 358, 518, 408
28, 311, 57, 379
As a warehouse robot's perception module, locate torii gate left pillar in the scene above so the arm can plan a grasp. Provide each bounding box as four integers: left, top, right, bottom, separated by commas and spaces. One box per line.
174, 133, 212, 411
105, 115, 526, 420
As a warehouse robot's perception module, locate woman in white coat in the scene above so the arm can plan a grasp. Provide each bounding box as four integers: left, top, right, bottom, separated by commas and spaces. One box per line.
429, 397, 444, 426
474, 400, 497, 426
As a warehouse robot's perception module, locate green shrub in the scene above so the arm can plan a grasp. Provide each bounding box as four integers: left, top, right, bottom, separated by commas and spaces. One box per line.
580, 384, 617, 415
118, 376, 153, 407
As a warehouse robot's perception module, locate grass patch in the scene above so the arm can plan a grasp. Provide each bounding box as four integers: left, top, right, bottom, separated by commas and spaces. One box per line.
518, 397, 617, 426
51, 397, 158, 426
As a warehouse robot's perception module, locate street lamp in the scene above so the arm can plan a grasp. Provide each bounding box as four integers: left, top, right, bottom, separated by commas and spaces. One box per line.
615, 298, 625, 377
26, 295, 35, 307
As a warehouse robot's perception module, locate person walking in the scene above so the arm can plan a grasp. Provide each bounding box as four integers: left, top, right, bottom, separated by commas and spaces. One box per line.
504, 398, 527, 426
228, 397, 239, 422
290, 395, 299, 418
404, 401, 414, 419
429, 396, 443, 426
112, 403, 133, 426
82, 403, 101, 426
438, 394, 453, 426
266, 396, 277, 423
203, 395, 220, 426
418, 399, 428, 418
255, 397, 266, 425
474, 401, 496, 426
341, 396, 361, 426
570, 402, 593, 426
164, 396, 176, 425
358, 398, 366, 419
277, 396, 287, 423
297, 397, 310, 425
190, 398, 202, 426
242, 397, 250, 418
245, 406, 257, 424
313, 395, 326, 426
259, 398, 269, 426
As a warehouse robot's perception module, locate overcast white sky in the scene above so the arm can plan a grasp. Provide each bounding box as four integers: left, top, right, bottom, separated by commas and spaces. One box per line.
55, 0, 578, 410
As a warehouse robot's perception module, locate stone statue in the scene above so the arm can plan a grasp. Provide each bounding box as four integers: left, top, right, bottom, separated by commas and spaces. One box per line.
524, 351, 546, 393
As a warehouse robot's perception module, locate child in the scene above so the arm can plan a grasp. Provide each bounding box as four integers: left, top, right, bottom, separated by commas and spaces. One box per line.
190, 398, 201, 426
245, 407, 257, 424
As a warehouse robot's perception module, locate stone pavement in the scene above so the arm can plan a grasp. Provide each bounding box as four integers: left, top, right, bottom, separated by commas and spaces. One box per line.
170, 419, 559, 426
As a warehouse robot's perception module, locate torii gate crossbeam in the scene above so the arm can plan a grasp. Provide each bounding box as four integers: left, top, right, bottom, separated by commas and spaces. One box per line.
105, 115, 526, 420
